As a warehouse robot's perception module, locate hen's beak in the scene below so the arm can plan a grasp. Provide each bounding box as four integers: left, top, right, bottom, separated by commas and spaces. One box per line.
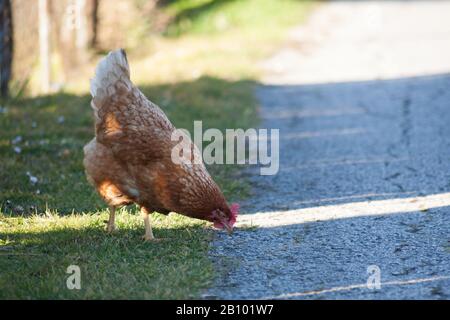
222, 219, 233, 234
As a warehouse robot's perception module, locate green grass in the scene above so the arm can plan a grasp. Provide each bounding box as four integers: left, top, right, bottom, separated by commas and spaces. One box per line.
164, 0, 314, 37
0, 0, 315, 299
0, 210, 213, 299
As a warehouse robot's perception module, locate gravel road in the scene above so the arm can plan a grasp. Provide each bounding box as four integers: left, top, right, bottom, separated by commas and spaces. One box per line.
208, 0, 450, 299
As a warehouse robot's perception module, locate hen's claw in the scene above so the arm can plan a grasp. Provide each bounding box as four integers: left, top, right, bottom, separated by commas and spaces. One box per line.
106, 224, 117, 233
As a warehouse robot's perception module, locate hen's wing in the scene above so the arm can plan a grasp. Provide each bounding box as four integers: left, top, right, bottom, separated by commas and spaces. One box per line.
91, 49, 175, 165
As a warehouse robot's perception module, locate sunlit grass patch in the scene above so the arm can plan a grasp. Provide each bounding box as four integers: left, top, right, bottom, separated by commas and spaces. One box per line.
0, 209, 213, 299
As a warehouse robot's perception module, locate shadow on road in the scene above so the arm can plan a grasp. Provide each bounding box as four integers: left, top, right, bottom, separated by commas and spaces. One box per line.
244, 72, 450, 214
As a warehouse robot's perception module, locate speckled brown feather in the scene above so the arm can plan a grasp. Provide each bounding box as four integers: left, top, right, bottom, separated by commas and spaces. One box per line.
83, 49, 230, 221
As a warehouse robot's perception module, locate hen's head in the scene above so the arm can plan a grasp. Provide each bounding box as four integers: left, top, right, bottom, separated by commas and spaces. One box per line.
211, 203, 239, 234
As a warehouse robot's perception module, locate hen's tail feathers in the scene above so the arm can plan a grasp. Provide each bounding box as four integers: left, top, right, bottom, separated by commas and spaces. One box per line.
90, 49, 130, 98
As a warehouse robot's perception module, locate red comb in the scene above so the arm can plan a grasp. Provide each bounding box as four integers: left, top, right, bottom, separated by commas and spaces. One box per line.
229, 203, 239, 226
213, 203, 239, 229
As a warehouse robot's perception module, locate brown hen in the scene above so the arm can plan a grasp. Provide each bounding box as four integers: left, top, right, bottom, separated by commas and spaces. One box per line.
83, 49, 238, 241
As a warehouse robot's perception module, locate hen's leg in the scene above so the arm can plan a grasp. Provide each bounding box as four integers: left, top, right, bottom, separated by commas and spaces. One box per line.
141, 207, 156, 241
106, 206, 117, 233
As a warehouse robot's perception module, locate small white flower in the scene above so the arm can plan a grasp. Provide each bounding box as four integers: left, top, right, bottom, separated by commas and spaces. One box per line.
57, 116, 65, 124
26, 171, 38, 185
12, 136, 22, 144
13, 146, 22, 154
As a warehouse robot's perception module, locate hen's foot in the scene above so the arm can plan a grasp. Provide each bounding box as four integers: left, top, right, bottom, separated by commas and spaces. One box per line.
105, 223, 117, 233
105, 206, 117, 233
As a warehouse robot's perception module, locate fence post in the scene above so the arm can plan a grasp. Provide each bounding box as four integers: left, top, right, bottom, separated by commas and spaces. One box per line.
38, 0, 51, 94
0, 0, 13, 98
